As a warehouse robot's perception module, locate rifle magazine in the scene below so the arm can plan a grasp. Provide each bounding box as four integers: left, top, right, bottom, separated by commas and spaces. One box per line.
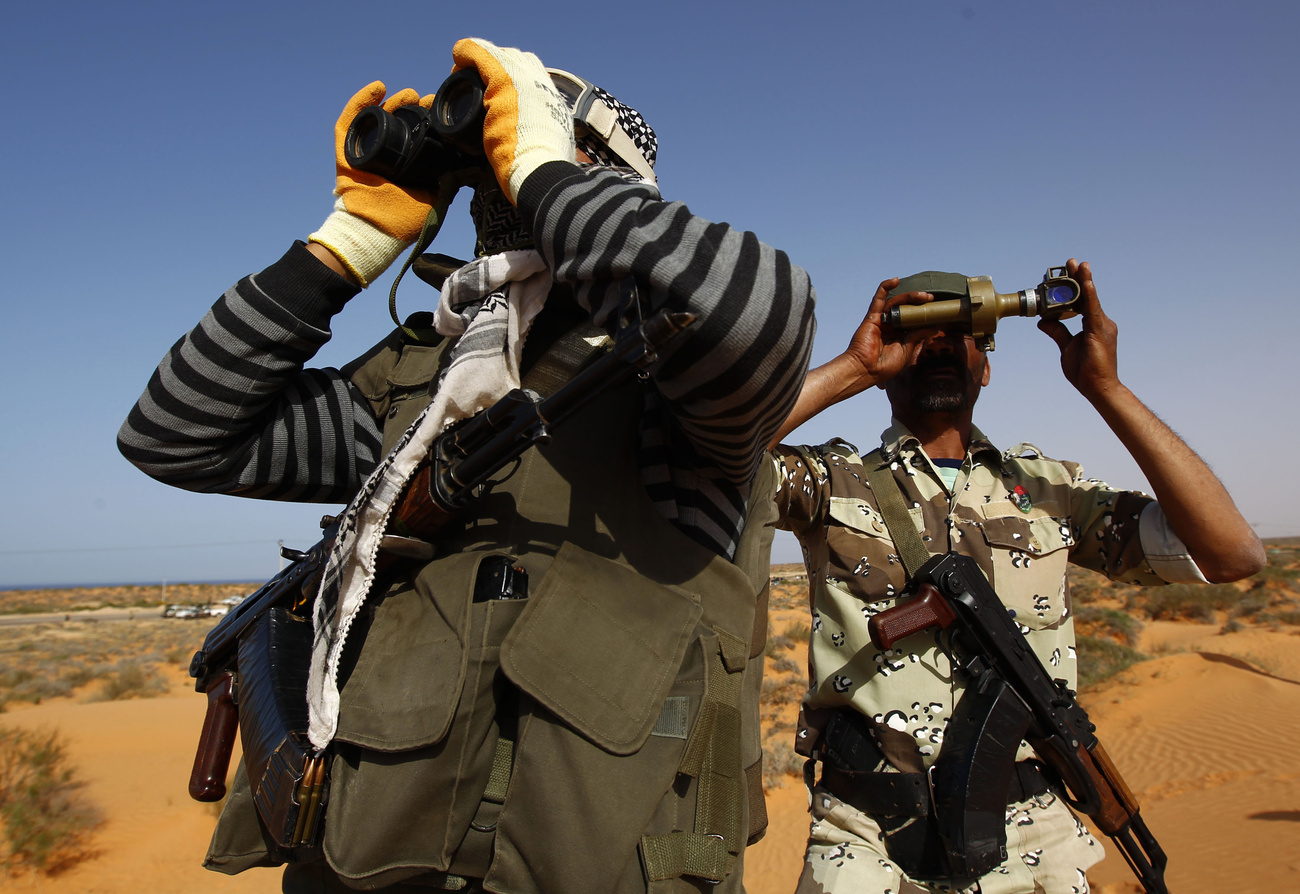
254, 733, 332, 849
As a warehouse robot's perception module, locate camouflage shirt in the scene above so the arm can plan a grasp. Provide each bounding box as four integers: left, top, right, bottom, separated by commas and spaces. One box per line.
774, 420, 1201, 768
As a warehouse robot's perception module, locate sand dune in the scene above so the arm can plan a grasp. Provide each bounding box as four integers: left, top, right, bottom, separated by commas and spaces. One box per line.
2, 673, 279, 893
4, 623, 1299, 893
745, 622, 1300, 894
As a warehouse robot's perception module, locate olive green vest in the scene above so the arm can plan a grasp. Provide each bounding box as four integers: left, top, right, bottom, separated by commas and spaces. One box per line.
207, 320, 776, 893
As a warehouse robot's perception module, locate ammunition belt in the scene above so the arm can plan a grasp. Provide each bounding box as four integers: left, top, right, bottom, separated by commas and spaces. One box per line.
818, 758, 1053, 819
815, 707, 1054, 818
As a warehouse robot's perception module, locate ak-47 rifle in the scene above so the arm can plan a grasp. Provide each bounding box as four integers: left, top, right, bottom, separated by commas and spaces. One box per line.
186, 295, 695, 848
868, 552, 1169, 894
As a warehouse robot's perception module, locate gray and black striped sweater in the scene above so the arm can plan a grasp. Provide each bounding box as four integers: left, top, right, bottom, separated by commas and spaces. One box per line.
118, 163, 816, 558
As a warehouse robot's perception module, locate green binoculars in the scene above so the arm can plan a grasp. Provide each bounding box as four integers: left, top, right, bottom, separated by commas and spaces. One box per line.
885, 266, 1081, 351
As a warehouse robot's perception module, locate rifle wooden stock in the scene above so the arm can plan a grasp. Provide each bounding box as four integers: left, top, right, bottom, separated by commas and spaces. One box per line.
189, 671, 238, 801
390, 464, 459, 542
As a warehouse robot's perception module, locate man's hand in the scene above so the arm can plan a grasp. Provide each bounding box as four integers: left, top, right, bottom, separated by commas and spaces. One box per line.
844, 277, 937, 388
769, 278, 933, 446
1037, 259, 1121, 400
308, 83, 439, 287
451, 38, 576, 204
1038, 259, 1265, 582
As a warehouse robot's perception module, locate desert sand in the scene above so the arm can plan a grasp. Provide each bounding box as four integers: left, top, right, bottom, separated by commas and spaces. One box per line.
3, 617, 1299, 893
743, 613, 1300, 894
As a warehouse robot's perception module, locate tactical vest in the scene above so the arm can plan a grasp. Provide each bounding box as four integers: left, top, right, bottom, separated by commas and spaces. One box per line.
206, 317, 776, 893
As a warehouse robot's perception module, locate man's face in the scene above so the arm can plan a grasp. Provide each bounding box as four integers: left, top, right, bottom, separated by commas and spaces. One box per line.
884, 324, 990, 421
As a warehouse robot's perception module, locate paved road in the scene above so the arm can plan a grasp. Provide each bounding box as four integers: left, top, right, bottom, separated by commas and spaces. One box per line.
0, 608, 219, 627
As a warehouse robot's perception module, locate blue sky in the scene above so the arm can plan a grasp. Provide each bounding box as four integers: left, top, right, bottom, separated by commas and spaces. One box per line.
1, 1, 1296, 587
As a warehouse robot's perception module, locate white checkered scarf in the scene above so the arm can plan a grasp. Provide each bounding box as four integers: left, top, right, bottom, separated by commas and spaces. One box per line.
306, 250, 551, 749
576, 85, 657, 175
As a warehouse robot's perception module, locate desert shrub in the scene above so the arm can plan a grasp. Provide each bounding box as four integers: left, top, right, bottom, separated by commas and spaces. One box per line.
1250, 562, 1300, 587
0, 669, 72, 707
84, 662, 167, 702
769, 655, 802, 677
1228, 591, 1271, 619
1068, 580, 1101, 605
761, 740, 806, 790
768, 582, 806, 611
0, 669, 33, 689
61, 666, 97, 689
1076, 636, 1147, 688
1073, 606, 1141, 646
1065, 566, 1112, 604
760, 675, 803, 706
765, 634, 793, 657
781, 620, 811, 642
1, 619, 208, 708
0, 726, 101, 874
1129, 583, 1241, 622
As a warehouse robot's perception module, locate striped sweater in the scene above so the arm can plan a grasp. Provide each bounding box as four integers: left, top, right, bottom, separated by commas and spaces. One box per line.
118, 163, 816, 557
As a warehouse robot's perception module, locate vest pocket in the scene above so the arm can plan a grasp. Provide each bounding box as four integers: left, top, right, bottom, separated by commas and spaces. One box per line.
333, 550, 481, 750
500, 541, 704, 755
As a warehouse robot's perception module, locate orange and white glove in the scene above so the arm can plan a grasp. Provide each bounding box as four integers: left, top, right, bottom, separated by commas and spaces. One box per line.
451, 38, 576, 204
309, 82, 437, 287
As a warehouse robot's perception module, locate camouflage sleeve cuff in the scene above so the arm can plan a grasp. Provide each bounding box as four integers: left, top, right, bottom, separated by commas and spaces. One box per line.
1139, 502, 1210, 584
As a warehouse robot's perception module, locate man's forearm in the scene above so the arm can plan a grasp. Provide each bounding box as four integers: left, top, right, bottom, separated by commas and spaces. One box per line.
1086, 382, 1264, 582
117, 242, 381, 501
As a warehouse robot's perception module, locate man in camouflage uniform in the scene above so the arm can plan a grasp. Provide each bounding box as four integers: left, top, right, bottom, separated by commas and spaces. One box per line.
770, 264, 1263, 893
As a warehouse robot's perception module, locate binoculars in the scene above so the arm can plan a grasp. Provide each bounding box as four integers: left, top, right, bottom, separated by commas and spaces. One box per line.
344, 69, 490, 190
885, 267, 1082, 351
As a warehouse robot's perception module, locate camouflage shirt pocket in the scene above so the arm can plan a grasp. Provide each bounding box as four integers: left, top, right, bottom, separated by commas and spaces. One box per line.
978, 512, 1073, 629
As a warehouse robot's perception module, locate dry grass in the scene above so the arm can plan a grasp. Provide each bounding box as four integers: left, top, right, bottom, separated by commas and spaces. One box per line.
1076, 637, 1148, 688
0, 726, 102, 876
759, 580, 811, 790
0, 582, 257, 615
1070, 545, 1300, 634
0, 619, 208, 711
1074, 605, 1143, 646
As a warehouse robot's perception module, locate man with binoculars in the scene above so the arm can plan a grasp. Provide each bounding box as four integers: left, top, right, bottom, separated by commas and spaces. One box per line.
770, 263, 1263, 893
119, 39, 814, 893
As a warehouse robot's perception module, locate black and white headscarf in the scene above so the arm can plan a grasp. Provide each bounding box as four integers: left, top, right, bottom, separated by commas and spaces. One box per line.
577, 85, 658, 173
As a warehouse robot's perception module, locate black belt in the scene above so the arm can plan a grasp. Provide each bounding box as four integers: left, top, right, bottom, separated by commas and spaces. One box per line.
818, 758, 1054, 819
